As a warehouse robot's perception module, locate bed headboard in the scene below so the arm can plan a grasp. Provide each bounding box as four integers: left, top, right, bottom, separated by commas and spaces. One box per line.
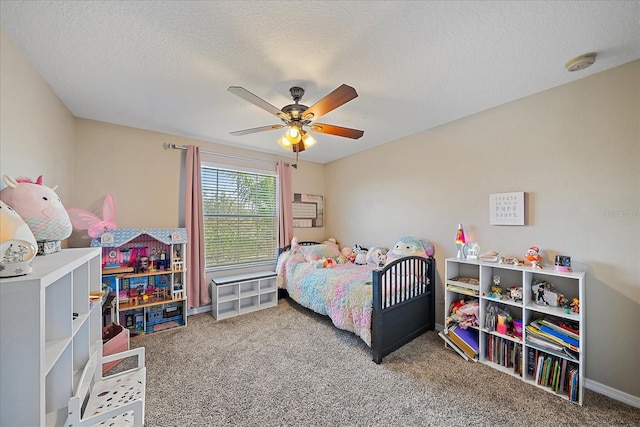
278, 241, 319, 255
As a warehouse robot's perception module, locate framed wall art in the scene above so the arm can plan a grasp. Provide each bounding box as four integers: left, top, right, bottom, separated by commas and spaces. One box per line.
490, 192, 525, 226
293, 193, 323, 228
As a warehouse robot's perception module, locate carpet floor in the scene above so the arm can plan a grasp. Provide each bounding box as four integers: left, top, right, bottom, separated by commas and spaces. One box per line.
119, 298, 639, 426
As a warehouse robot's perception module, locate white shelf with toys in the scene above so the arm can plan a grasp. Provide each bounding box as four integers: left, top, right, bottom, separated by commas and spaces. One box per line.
444, 257, 585, 405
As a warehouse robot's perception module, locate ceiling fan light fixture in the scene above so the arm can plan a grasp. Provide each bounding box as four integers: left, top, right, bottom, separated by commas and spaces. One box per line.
284, 125, 301, 144
278, 136, 292, 150
301, 131, 316, 149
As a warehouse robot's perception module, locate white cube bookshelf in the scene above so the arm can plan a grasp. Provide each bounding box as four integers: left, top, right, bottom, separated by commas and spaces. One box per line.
0, 248, 102, 426
444, 257, 585, 405
212, 271, 277, 320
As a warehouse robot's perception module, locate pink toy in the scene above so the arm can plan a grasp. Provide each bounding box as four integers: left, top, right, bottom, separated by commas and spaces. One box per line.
67, 194, 118, 238
0, 175, 72, 242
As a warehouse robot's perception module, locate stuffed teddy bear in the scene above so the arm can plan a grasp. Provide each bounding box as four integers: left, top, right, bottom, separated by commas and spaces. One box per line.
384, 236, 435, 265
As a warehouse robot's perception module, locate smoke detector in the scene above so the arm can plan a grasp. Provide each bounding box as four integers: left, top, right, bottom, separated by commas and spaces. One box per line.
566, 53, 597, 72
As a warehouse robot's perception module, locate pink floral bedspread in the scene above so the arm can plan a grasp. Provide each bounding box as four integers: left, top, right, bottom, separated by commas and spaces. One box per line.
276, 252, 376, 346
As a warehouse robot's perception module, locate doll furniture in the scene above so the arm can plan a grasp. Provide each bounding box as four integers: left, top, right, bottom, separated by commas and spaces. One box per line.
66, 340, 146, 426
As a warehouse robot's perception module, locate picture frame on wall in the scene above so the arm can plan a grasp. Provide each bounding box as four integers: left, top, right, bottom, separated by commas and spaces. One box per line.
490, 192, 525, 225
293, 193, 323, 228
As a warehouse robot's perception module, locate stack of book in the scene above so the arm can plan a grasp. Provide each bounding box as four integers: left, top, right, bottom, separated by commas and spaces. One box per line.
439, 324, 479, 361
526, 317, 579, 360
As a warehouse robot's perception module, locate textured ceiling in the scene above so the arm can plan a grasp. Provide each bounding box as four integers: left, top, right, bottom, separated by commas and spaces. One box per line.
1, 1, 639, 164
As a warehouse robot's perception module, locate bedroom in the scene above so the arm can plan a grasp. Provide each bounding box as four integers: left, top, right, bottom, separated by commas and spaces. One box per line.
1, 1, 638, 424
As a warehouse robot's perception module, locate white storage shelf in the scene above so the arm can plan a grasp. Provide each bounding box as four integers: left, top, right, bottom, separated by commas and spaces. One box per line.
444, 257, 585, 405
0, 248, 102, 427
212, 272, 277, 320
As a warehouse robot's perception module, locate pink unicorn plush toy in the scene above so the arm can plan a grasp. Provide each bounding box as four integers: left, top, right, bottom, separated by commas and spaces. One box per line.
0, 175, 72, 244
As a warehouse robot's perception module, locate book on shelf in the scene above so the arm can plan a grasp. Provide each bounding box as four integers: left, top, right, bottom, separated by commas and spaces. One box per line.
446, 284, 479, 296
526, 335, 579, 361
527, 347, 536, 375
447, 325, 479, 359
537, 323, 579, 347
558, 358, 568, 393
539, 319, 579, 340
527, 323, 579, 352
438, 331, 471, 362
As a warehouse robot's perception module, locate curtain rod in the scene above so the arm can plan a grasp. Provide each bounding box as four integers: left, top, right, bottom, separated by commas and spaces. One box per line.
164, 143, 297, 168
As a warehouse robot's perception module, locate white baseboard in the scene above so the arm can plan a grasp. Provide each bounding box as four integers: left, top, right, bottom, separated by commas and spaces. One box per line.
187, 304, 212, 316
585, 378, 640, 408
435, 323, 639, 408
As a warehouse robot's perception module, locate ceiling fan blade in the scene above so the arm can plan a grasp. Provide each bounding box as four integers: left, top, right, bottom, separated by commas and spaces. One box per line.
230, 124, 284, 136
309, 123, 364, 139
228, 86, 291, 121
301, 84, 358, 121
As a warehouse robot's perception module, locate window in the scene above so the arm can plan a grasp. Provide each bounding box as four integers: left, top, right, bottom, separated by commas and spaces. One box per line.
201, 165, 278, 269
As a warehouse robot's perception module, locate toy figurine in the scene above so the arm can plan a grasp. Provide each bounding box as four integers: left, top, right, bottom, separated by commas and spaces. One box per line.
570, 298, 580, 313
536, 284, 548, 305
491, 275, 502, 298
525, 246, 542, 262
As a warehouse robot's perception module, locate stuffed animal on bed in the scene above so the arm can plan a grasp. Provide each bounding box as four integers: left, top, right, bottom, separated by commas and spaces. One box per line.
384, 236, 435, 265
341, 247, 355, 263
366, 247, 388, 267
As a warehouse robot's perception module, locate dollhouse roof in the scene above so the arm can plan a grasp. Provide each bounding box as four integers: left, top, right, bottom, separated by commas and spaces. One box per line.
90, 228, 187, 247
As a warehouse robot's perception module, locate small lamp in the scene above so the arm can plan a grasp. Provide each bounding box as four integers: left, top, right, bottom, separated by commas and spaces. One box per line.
455, 224, 466, 258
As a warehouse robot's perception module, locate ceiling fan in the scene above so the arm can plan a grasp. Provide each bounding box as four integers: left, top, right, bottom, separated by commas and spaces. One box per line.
228, 84, 364, 155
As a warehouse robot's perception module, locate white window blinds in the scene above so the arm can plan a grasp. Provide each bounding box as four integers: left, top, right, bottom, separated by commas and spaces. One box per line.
201, 165, 278, 269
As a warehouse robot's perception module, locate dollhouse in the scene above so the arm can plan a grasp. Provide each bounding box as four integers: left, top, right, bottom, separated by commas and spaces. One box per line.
91, 228, 188, 335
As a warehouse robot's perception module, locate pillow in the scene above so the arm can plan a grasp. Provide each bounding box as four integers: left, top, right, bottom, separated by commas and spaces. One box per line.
300, 242, 341, 262
385, 236, 435, 265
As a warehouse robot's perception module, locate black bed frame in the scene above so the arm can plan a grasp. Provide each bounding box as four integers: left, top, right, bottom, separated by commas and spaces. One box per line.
278, 242, 436, 364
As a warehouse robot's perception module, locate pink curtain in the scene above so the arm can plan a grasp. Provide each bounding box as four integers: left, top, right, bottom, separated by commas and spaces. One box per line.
185, 145, 210, 308
277, 160, 293, 248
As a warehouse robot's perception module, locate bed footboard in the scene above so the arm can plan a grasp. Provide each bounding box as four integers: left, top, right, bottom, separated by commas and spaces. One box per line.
371, 256, 435, 363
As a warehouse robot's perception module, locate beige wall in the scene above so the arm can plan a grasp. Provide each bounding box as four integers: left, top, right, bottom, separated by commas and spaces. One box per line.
72, 119, 327, 245
326, 60, 640, 399
0, 29, 75, 205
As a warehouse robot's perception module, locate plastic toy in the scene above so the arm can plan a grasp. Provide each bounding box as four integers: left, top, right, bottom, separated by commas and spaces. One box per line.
490, 275, 502, 298
570, 298, 580, 313
507, 286, 523, 302
67, 194, 117, 238
525, 246, 542, 263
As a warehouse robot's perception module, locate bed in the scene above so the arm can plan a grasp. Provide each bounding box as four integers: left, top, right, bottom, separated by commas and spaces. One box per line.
276, 240, 435, 363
